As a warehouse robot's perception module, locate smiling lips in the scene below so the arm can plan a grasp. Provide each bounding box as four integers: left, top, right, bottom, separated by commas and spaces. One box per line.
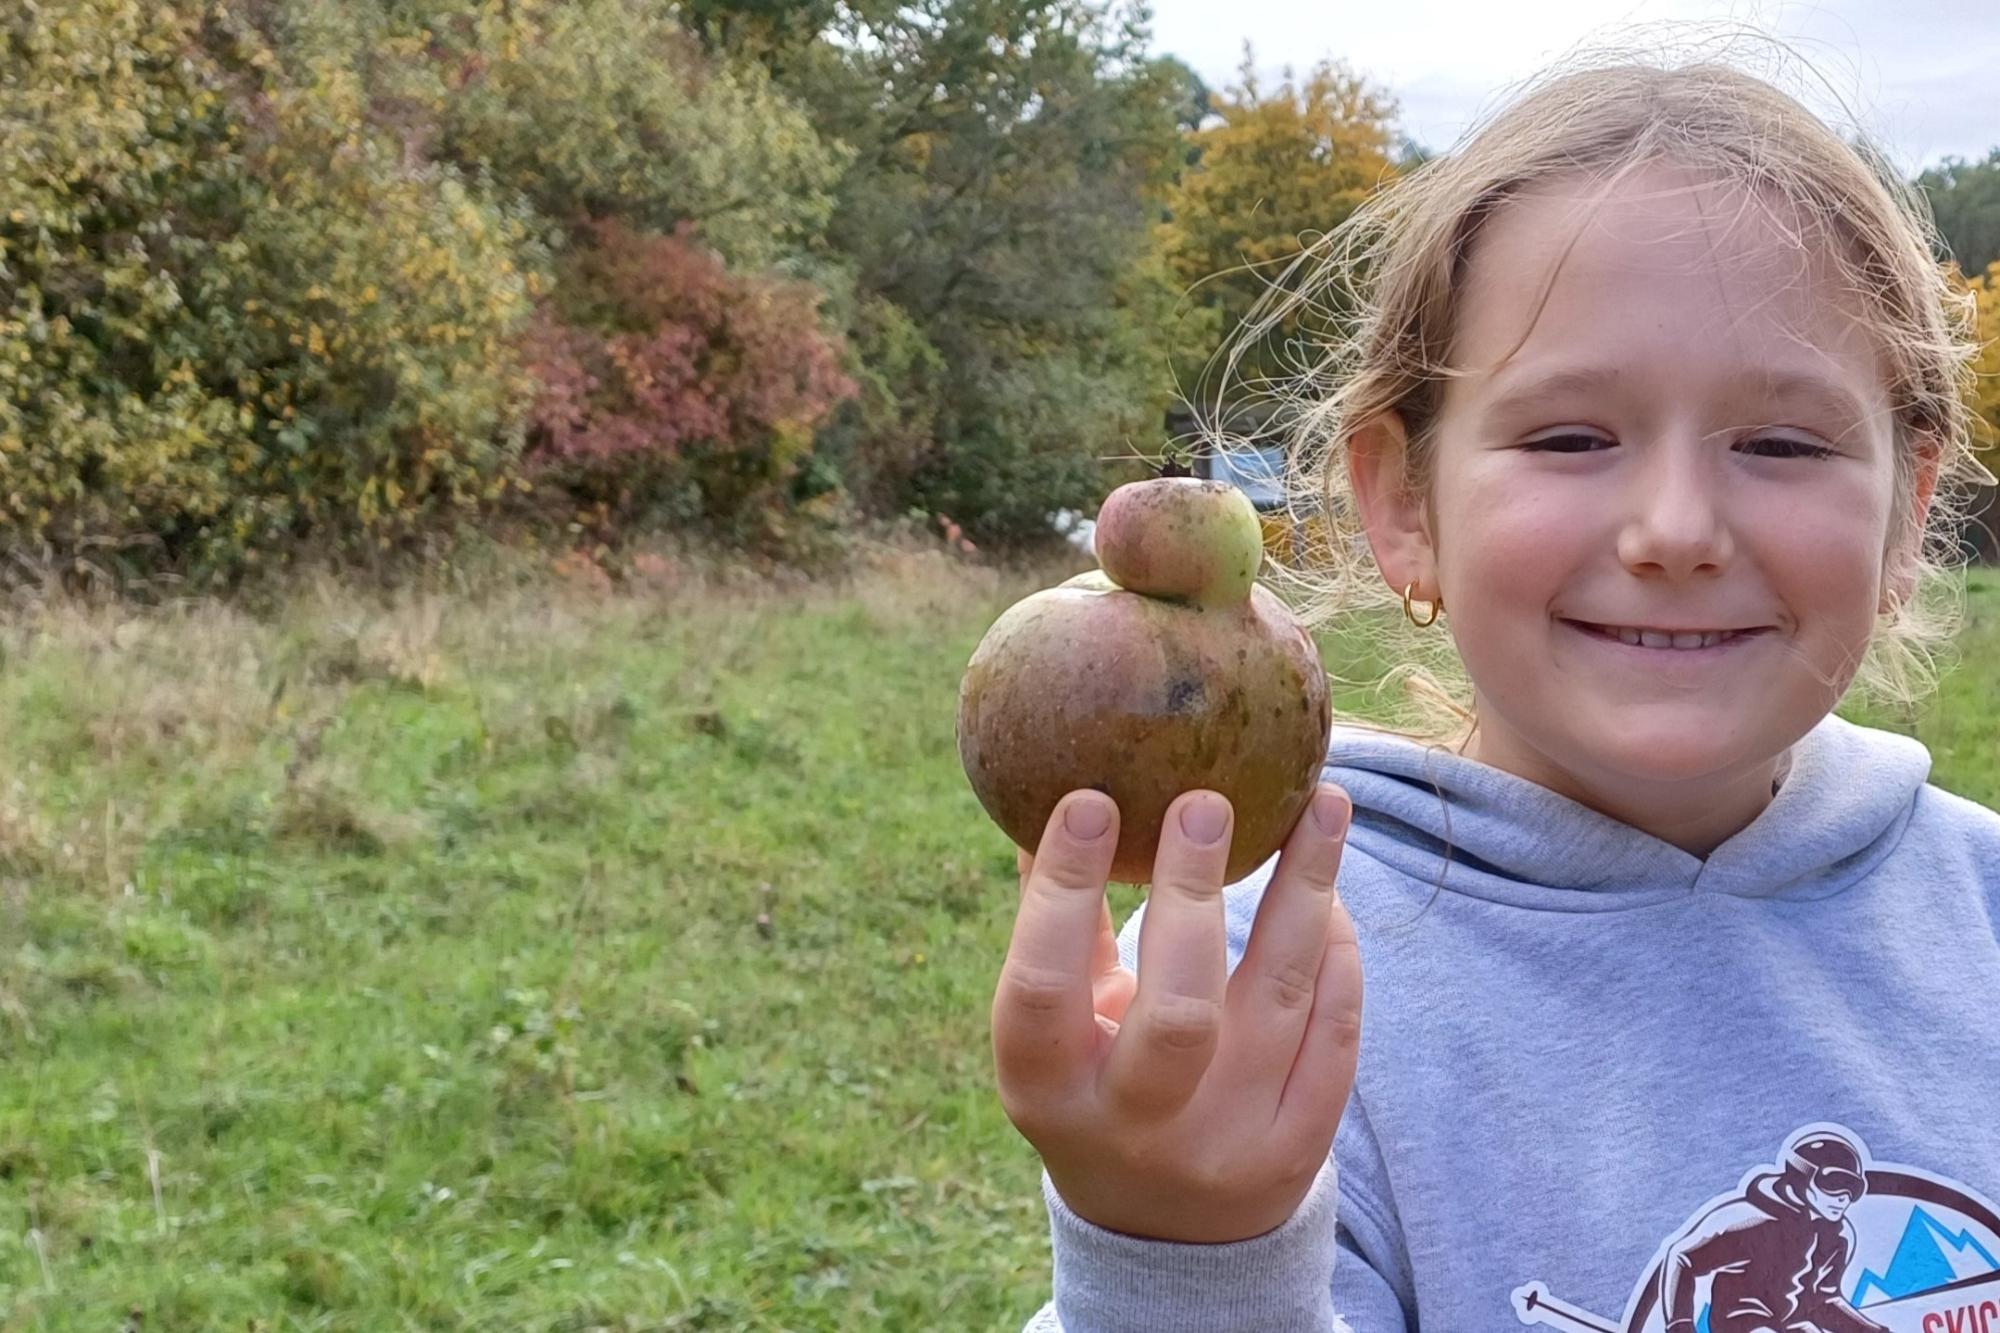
1564, 620, 1772, 650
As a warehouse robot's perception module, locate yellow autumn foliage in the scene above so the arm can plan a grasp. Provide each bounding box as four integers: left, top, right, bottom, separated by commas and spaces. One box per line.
1159, 53, 1406, 394
0, 0, 541, 583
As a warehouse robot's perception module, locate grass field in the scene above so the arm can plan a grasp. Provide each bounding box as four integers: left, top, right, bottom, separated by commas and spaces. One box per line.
2, 549, 1995, 1331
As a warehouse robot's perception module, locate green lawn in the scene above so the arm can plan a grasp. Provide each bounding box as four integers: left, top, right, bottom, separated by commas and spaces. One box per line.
2, 554, 1995, 1331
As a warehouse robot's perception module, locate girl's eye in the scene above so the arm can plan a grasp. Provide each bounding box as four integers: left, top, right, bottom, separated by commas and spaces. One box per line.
1521, 435, 1609, 453
1521, 434, 1836, 458
1738, 437, 1837, 459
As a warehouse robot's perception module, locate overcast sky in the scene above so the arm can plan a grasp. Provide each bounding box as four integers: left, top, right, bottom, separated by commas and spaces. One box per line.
1146, 0, 2000, 175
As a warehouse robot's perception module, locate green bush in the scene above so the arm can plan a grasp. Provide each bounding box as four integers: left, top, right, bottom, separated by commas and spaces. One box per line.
912, 254, 1184, 545
0, 0, 262, 575
809, 295, 947, 518
436, 0, 848, 269
0, 1, 542, 584
220, 59, 542, 550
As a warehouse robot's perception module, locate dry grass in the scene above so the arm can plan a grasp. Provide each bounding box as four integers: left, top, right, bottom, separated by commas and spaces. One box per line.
0, 534, 1067, 885
849, 541, 1089, 631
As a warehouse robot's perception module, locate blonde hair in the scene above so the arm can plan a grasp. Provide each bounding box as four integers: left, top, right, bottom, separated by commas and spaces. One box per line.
1199, 31, 1997, 749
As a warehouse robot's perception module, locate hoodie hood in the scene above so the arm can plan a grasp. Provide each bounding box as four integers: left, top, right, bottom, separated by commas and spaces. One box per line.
1323, 713, 1931, 910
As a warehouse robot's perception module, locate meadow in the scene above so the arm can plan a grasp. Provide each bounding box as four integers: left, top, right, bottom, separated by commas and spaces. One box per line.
2, 549, 1995, 1331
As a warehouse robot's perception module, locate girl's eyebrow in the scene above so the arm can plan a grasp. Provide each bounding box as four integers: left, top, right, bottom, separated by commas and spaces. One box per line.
1482, 363, 1870, 428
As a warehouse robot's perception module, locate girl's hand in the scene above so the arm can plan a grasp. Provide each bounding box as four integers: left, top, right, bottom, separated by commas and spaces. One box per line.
992, 784, 1361, 1244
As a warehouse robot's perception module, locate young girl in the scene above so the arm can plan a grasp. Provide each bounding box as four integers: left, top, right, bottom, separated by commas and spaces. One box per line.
996, 50, 2000, 1333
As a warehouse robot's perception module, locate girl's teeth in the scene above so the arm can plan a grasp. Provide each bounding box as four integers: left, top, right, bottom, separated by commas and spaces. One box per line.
1600, 625, 1731, 649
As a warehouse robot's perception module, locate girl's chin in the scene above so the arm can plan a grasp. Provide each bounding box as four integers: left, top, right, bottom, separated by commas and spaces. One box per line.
1463, 694, 1761, 766
1556, 720, 1788, 786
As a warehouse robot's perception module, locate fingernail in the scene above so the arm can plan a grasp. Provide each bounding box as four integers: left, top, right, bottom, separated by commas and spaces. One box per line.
1065, 796, 1111, 841
1180, 793, 1228, 845
1311, 786, 1347, 836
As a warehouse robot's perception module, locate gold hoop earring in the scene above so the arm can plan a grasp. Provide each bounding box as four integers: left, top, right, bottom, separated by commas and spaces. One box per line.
1402, 582, 1443, 628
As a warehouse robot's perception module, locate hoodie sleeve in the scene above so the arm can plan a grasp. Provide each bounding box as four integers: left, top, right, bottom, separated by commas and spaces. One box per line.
1015, 1158, 1419, 1333
1022, 1152, 1350, 1333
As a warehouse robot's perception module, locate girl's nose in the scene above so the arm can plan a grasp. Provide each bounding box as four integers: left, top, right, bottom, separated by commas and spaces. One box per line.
1615, 438, 1735, 579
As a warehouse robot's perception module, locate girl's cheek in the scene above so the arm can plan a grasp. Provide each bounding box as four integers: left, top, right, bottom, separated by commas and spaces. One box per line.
1445, 468, 1595, 572
1761, 481, 1891, 605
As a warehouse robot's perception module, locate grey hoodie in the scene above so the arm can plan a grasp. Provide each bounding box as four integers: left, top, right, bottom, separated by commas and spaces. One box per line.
1022, 713, 2000, 1332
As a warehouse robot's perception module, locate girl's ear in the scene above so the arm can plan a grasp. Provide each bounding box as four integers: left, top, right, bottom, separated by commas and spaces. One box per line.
1347, 410, 1440, 599
1880, 434, 1944, 614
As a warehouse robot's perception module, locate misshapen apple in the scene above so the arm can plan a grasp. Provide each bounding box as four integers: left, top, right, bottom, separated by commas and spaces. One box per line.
957, 477, 1332, 884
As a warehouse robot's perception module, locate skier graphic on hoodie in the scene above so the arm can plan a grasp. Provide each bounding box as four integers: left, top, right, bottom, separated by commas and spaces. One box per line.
1657, 1130, 1887, 1333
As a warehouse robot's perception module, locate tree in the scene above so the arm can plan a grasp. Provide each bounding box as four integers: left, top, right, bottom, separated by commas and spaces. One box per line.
1150, 54, 1214, 138
675, 0, 857, 73
761, 0, 1191, 541
1917, 148, 2000, 281
1157, 49, 1405, 401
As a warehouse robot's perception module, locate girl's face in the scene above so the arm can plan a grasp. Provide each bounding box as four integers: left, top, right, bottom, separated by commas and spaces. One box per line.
1353, 163, 1936, 848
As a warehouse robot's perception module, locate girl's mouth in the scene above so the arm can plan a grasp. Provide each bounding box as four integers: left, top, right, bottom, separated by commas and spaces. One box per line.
1561, 620, 1773, 652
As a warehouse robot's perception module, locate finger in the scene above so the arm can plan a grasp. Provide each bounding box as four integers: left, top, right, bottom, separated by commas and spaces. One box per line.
1091, 895, 1137, 1027
992, 791, 1120, 1100
1214, 784, 1351, 1096
1273, 891, 1364, 1144
1026, 847, 1133, 1025
1101, 790, 1232, 1116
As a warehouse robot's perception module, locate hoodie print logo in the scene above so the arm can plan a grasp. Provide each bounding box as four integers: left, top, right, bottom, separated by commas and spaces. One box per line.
1512, 1124, 2000, 1333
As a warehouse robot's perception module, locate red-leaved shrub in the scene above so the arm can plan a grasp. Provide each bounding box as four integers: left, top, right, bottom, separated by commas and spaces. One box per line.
523, 220, 855, 531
